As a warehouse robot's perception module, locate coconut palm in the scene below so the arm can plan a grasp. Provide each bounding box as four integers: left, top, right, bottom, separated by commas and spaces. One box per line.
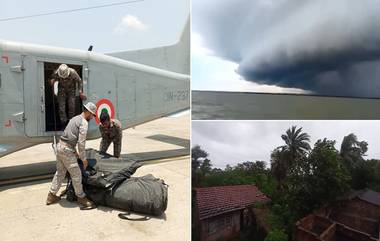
281, 126, 311, 164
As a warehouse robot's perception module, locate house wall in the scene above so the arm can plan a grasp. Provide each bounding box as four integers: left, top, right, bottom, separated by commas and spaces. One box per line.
341, 199, 380, 220
320, 223, 336, 241
297, 214, 315, 230
332, 212, 379, 238
313, 216, 333, 234
200, 212, 241, 241
293, 226, 320, 241
294, 198, 380, 241
336, 223, 378, 241
334, 198, 380, 239
294, 214, 335, 241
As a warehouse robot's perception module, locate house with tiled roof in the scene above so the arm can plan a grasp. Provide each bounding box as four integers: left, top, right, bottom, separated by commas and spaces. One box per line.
194, 185, 270, 241
294, 189, 380, 241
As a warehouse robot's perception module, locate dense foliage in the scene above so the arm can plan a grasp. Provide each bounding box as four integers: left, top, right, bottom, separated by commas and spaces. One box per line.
192, 126, 380, 240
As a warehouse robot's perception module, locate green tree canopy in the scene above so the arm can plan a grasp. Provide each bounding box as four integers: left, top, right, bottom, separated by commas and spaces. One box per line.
340, 133, 371, 189
288, 139, 350, 215
281, 126, 311, 163
191, 145, 209, 187
340, 133, 368, 169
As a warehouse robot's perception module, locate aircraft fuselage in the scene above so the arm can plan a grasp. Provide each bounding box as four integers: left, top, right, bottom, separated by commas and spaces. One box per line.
0, 40, 189, 156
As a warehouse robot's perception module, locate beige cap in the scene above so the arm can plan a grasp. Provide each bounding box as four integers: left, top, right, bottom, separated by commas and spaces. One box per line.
83, 102, 97, 116
57, 64, 70, 78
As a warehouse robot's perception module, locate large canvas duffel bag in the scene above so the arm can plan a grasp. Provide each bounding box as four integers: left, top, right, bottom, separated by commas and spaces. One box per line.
65, 149, 168, 217
103, 174, 168, 216
84, 174, 168, 217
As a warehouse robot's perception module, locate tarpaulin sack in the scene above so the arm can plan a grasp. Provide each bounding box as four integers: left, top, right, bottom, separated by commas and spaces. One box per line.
104, 174, 168, 216
65, 149, 168, 216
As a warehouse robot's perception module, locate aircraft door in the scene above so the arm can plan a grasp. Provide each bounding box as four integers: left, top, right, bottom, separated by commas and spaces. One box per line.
42, 62, 85, 132
22, 55, 39, 137
0, 52, 25, 137
23, 59, 87, 137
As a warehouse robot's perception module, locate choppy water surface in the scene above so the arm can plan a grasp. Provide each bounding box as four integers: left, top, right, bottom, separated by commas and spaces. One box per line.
192, 91, 380, 120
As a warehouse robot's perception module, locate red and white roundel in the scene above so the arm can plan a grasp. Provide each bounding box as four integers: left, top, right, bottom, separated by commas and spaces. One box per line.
95, 98, 115, 124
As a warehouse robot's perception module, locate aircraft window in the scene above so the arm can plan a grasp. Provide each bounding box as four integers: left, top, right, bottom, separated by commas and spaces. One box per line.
44, 62, 83, 131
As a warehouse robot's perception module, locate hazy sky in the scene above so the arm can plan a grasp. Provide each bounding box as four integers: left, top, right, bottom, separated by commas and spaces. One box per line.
192, 0, 380, 98
0, 0, 189, 53
192, 121, 380, 169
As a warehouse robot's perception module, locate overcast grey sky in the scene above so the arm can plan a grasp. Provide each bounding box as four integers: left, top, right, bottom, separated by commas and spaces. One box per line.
192, 0, 380, 98
0, 0, 189, 53
192, 121, 380, 169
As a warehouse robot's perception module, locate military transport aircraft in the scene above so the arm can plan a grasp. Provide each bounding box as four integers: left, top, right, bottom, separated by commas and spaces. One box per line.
0, 19, 190, 158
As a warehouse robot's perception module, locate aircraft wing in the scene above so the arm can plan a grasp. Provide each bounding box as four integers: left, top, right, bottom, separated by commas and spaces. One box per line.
0, 142, 42, 158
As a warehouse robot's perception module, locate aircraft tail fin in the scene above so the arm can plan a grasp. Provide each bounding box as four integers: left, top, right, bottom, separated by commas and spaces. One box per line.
107, 17, 190, 75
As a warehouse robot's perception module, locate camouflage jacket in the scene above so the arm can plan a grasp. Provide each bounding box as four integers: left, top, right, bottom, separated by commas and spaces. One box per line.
51, 68, 82, 93
60, 114, 88, 161
99, 119, 122, 141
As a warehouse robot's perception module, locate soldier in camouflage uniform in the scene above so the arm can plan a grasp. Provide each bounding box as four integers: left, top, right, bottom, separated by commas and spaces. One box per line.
46, 102, 97, 209
99, 112, 123, 158
50, 64, 87, 125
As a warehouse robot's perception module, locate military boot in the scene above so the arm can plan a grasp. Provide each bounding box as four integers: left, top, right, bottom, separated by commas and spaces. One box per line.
77, 196, 96, 209
46, 192, 61, 205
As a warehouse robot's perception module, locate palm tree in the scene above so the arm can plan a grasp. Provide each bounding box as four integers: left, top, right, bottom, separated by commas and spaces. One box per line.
281, 126, 311, 165
270, 126, 310, 192
340, 133, 368, 170
340, 133, 370, 189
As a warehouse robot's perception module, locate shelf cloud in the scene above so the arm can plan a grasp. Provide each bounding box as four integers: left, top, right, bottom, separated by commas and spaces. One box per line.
193, 0, 380, 97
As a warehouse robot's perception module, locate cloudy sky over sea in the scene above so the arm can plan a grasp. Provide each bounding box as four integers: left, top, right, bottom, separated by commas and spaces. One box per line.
192, 0, 380, 98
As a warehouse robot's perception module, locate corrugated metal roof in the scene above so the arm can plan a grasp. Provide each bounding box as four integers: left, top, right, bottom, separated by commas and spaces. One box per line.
195, 185, 270, 220
357, 189, 380, 206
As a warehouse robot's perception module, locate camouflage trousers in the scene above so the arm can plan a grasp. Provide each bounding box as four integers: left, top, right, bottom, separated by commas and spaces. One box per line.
57, 89, 76, 123
99, 135, 122, 158
50, 143, 85, 198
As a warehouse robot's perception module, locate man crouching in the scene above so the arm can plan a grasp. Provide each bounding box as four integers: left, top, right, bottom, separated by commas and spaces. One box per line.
99, 112, 123, 158
46, 102, 97, 209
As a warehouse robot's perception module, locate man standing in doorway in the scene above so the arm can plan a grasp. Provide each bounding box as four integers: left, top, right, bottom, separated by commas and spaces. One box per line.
50, 64, 87, 125
46, 102, 96, 209
99, 112, 123, 158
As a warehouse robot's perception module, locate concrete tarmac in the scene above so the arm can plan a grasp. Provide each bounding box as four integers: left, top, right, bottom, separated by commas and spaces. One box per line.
0, 114, 190, 168
0, 114, 190, 241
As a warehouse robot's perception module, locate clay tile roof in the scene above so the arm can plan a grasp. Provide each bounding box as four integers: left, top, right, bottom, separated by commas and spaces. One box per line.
195, 185, 270, 220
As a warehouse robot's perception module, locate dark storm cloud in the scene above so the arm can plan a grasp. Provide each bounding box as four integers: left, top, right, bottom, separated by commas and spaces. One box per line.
192, 121, 380, 168
192, 0, 380, 97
